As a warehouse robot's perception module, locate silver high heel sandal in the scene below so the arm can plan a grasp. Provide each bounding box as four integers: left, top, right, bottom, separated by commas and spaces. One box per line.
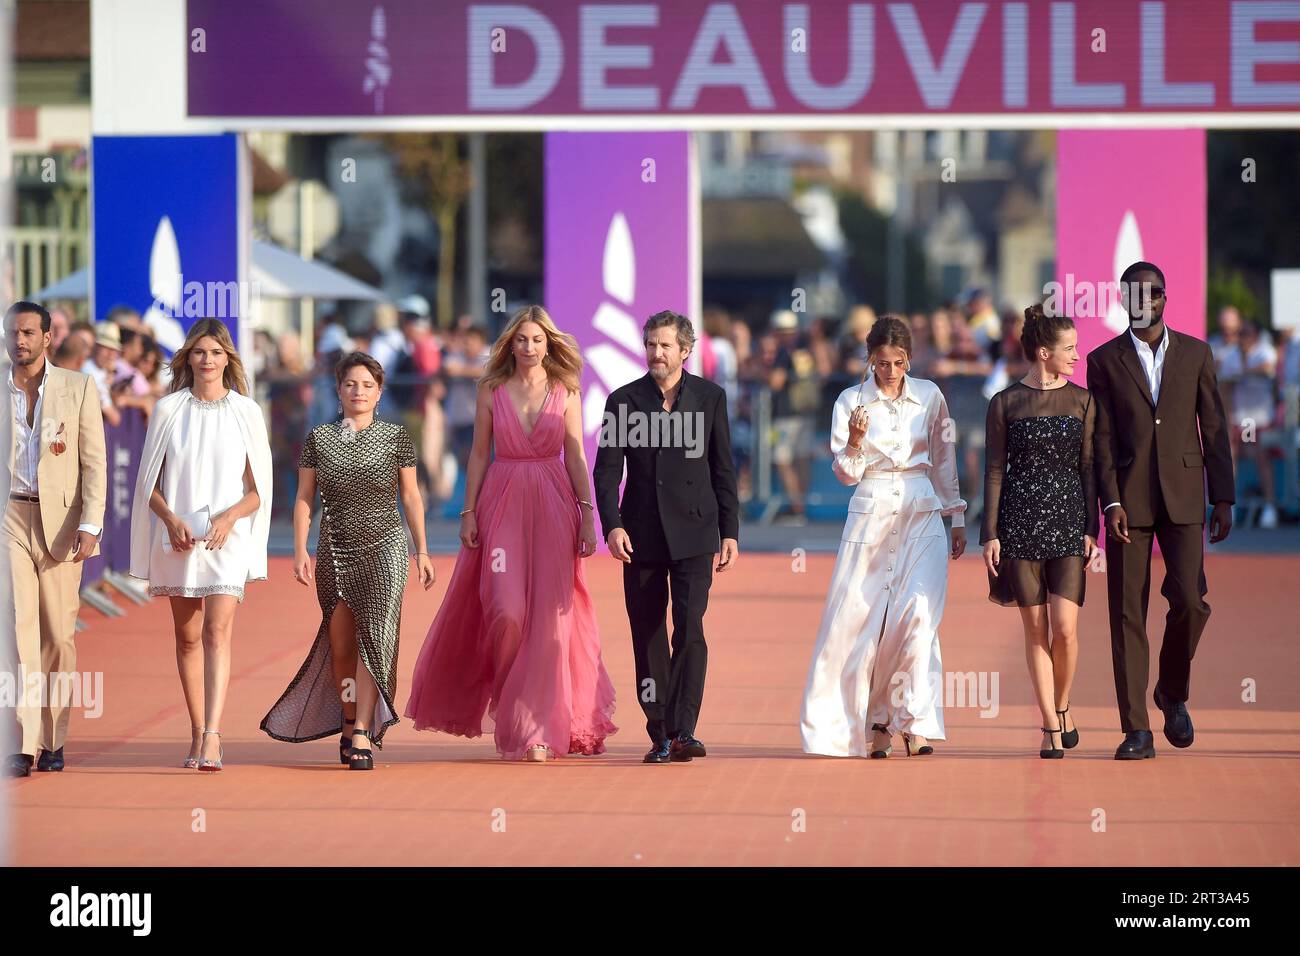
198, 730, 223, 772
524, 745, 550, 762
183, 725, 203, 769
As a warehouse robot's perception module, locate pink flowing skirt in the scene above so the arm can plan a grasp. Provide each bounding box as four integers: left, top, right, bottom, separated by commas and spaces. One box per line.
404, 455, 617, 759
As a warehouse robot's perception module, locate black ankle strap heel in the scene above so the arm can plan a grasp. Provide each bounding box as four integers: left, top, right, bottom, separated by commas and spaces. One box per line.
1040, 725, 1064, 759
1057, 707, 1079, 749
339, 717, 355, 765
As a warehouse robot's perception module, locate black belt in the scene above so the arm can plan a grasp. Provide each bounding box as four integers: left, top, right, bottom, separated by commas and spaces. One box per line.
9, 493, 39, 502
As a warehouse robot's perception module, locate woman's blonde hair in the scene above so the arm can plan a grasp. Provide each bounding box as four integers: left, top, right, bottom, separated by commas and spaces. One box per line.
167, 318, 250, 396
479, 305, 582, 394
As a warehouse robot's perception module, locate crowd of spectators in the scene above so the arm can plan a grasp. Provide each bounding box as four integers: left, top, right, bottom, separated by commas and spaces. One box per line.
705, 292, 1294, 529
1208, 305, 1298, 529
255, 295, 491, 516
46, 292, 1297, 529
45, 304, 168, 429
708, 292, 1023, 524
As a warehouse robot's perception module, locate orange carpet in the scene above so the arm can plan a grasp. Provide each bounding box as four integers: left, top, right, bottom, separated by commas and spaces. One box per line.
8, 552, 1298, 866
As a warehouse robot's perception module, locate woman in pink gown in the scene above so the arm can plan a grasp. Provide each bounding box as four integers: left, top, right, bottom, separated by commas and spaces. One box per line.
405, 305, 617, 761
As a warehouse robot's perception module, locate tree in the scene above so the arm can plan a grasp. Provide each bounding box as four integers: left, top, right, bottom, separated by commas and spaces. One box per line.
1207, 131, 1300, 327
379, 133, 471, 328
836, 189, 935, 312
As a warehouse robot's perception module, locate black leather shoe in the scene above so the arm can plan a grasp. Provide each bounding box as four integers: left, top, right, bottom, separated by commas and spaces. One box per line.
1114, 730, 1156, 760
36, 747, 65, 772
5, 754, 34, 778
1153, 687, 1194, 749
643, 741, 672, 763
670, 734, 706, 761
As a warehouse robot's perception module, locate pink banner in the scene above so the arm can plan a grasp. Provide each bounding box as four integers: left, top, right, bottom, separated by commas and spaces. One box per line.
1056, 128, 1207, 385
188, 1, 1300, 118
544, 132, 694, 550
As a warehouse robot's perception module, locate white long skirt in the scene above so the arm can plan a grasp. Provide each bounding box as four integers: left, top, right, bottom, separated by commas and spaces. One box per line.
801, 472, 950, 756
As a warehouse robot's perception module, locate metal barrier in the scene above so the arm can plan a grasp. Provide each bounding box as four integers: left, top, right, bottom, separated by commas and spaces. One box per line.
1284, 385, 1300, 514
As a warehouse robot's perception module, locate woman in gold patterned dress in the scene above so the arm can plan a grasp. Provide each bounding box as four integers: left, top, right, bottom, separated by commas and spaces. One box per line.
260, 352, 436, 770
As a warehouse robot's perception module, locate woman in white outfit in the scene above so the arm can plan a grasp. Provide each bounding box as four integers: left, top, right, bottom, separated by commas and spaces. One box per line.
130, 319, 272, 771
801, 316, 967, 758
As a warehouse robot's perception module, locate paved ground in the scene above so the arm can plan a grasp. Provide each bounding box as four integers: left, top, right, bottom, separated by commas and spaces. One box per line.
6, 549, 1299, 866
270, 516, 1300, 557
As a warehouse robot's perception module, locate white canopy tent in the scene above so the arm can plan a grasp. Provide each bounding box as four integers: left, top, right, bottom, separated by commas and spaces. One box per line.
31, 239, 387, 303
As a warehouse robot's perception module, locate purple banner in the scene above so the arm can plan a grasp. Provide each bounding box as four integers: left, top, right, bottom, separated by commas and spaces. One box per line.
81, 408, 147, 582
105, 409, 147, 572
544, 132, 692, 549
187, 1, 1300, 118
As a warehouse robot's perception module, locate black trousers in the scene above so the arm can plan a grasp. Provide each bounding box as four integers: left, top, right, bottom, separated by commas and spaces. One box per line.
1104, 490, 1211, 733
623, 553, 714, 744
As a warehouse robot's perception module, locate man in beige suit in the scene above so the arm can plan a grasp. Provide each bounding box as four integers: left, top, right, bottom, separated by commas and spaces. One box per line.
3, 301, 106, 777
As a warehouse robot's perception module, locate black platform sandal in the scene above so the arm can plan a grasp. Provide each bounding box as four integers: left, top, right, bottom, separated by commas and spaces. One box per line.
339, 717, 355, 765
349, 728, 374, 771
1056, 706, 1079, 749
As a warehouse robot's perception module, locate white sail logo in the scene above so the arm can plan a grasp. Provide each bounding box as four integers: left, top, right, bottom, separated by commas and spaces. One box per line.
363, 5, 391, 113
581, 212, 652, 439
1106, 210, 1144, 333
142, 216, 187, 353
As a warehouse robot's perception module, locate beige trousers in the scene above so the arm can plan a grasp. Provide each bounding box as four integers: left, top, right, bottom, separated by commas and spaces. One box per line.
4, 498, 83, 756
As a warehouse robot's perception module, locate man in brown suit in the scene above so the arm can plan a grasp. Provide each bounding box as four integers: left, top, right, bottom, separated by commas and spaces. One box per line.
1086, 262, 1234, 760
3, 301, 107, 777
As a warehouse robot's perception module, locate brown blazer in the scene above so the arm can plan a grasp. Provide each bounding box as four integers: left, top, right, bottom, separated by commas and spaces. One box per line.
1086, 328, 1234, 526
34, 364, 108, 560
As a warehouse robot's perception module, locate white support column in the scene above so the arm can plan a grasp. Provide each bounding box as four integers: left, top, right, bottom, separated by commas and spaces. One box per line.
92, 0, 201, 135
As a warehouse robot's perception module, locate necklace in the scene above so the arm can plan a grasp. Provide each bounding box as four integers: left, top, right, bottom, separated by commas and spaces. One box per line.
190, 388, 231, 407
1027, 372, 1061, 389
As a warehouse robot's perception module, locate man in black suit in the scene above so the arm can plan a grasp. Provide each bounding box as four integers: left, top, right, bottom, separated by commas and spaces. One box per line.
593, 311, 740, 763
1087, 261, 1235, 760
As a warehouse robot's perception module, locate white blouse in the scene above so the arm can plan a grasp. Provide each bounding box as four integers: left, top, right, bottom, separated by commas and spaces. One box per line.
828, 375, 967, 526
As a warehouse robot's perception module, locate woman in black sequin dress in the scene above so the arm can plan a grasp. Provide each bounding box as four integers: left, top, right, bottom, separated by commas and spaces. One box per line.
260, 353, 437, 770
982, 305, 1100, 758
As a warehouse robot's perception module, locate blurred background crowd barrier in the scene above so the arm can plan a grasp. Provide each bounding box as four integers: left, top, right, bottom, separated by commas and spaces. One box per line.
5, 0, 1300, 634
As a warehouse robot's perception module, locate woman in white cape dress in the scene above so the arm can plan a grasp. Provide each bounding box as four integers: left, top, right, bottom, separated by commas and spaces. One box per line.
129, 319, 272, 771
801, 316, 967, 759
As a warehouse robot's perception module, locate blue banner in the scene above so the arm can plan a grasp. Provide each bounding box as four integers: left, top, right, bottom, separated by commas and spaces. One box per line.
92, 133, 246, 351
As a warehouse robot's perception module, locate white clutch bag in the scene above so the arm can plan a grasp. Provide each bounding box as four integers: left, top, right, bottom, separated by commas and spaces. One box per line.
162, 507, 212, 551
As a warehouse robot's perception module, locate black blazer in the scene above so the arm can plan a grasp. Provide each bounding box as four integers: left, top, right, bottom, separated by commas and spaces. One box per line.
1086, 327, 1235, 526
592, 370, 740, 563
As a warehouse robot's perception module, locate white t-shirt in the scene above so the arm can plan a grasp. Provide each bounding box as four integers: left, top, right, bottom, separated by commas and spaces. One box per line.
1233, 337, 1278, 425
80, 358, 113, 409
